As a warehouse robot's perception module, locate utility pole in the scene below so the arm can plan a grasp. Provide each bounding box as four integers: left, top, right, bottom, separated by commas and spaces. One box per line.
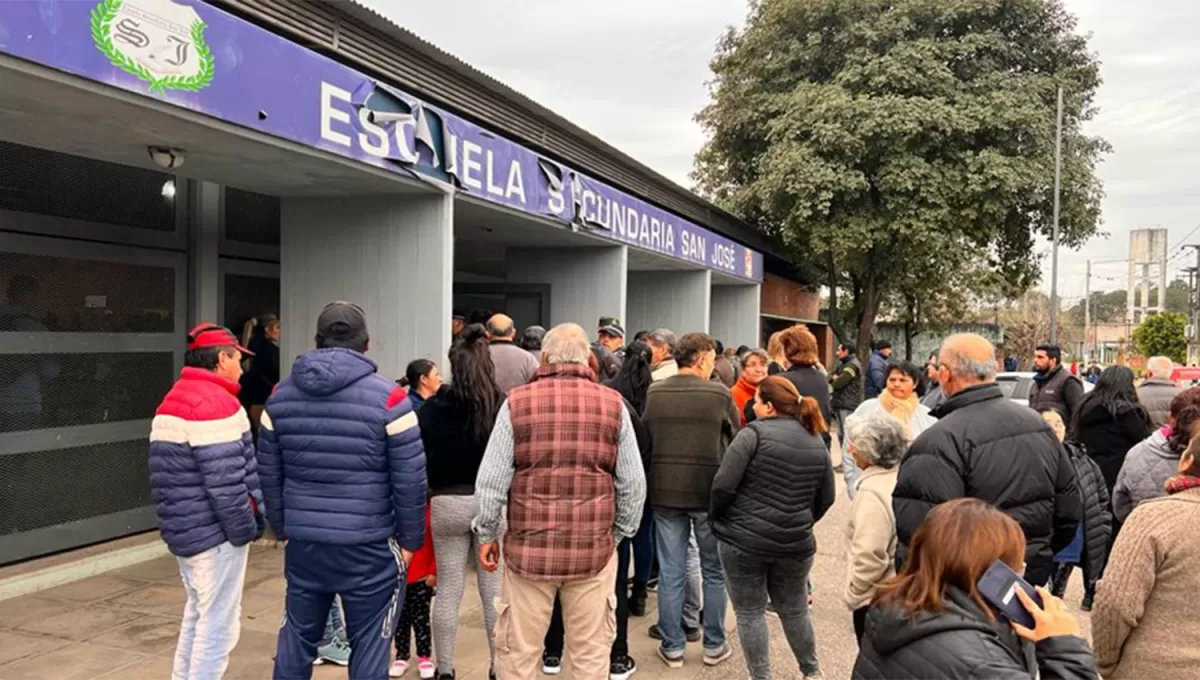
1188, 245, 1200, 365
1084, 259, 1091, 360
1049, 86, 1064, 344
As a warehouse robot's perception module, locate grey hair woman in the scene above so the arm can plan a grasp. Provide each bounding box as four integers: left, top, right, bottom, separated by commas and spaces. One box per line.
843, 413, 907, 643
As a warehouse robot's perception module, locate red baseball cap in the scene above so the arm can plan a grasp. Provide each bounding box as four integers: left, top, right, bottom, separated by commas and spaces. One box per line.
187, 323, 255, 356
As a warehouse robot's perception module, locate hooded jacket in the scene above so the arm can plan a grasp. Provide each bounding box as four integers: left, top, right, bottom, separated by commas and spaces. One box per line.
1112, 428, 1177, 521
257, 348, 427, 550
892, 383, 1082, 586
150, 367, 265, 557
1072, 398, 1154, 494
853, 587, 1098, 679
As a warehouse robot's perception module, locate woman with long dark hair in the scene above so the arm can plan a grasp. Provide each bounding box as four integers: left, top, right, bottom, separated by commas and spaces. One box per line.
416, 324, 506, 679
854, 499, 1096, 679
1069, 365, 1154, 559
712, 376, 835, 680
608, 341, 655, 618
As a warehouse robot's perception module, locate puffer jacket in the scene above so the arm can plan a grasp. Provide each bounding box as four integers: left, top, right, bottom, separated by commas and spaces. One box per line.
892, 383, 1081, 586
853, 587, 1099, 679
258, 348, 427, 551
1112, 428, 1177, 521
1063, 440, 1112, 588
1136, 378, 1180, 428
866, 351, 888, 399
149, 367, 264, 557
710, 417, 834, 558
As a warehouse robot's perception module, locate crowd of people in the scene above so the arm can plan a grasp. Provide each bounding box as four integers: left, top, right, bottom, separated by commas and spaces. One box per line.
148, 303, 1200, 680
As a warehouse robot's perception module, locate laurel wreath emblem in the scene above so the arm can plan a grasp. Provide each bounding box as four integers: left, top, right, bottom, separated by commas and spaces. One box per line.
90, 0, 215, 93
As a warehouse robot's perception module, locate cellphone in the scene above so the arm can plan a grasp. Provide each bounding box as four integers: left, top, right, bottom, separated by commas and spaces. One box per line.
976, 560, 1042, 629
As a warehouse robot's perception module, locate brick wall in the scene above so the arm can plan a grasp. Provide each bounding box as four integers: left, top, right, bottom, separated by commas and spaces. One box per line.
760, 273, 821, 320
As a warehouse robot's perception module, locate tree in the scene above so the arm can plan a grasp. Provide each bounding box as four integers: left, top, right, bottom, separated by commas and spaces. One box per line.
1000, 289, 1078, 369
694, 0, 1107, 357
1132, 312, 1187, 364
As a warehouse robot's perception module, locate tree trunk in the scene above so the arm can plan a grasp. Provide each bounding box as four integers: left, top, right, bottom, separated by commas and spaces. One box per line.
903, 294, 918, 361
826, 251, 844, 343
856, 276, 882, 362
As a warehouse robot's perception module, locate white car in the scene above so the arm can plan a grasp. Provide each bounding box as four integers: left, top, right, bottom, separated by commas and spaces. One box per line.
995, 371, 1094, 405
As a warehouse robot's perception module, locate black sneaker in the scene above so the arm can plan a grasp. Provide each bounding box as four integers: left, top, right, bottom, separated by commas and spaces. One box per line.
436, 673, 455, 680
646, 576, 658, 592
648, 623, 699, 643
542, 654, 563, 675
610, 654, 637, 680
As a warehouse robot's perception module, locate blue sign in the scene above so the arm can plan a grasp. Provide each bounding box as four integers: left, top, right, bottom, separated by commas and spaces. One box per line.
0, 0, 764, 282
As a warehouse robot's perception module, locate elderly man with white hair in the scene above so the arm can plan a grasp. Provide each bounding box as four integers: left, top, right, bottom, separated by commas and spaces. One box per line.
472, 323, 646, 680
1137, 355, 1180, 427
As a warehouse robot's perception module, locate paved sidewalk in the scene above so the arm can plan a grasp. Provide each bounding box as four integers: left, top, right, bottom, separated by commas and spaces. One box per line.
0, 438, 1092, 680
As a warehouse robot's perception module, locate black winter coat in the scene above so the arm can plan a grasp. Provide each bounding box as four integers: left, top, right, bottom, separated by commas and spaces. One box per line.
1071, 399, 1154, 494
744, 365, 832, 447
853, 587, 1099, 679
710, 417, 834, 559
1062, 440, 1112, 588
892, 383, 1082, 587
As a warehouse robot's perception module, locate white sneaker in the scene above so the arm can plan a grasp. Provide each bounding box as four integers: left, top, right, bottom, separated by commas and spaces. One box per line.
389, 659, 408, 677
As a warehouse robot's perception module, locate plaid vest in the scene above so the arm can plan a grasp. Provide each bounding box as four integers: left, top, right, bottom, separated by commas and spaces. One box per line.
504, 363, 623, 581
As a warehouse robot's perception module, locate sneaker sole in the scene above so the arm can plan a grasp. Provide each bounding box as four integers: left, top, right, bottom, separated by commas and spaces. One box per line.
610, 666, 637, 680
704, 650, 733, 666
657, 650, 683, 669
543, 667, 562, 675
319, 658, 350, 667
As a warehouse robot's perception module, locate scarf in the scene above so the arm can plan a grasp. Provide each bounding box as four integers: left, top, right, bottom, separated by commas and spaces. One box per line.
1165, 474, 1200, 495
879, 390, 920, 440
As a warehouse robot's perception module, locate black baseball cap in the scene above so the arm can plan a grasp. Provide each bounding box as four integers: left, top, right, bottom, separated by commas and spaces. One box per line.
316, 301, 368, 343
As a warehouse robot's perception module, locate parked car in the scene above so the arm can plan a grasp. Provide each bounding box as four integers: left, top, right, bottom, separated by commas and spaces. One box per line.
995, 371, 1094, 405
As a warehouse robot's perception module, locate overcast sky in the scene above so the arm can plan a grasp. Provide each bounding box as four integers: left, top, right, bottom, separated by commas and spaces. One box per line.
361, 0, 1199, 303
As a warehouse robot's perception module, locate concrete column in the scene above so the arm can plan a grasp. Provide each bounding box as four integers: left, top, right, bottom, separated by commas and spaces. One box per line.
280, 193, 453, 380
187, 180, 220, 327
626, 270, 711, 337
507, 246, 627, 330
711, 283, 761, 349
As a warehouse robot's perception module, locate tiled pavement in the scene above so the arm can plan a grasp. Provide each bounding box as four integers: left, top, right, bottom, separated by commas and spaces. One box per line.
0, 440, 1093, 680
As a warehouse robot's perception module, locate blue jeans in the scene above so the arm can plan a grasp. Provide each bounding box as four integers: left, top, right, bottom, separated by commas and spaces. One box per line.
319, 596, 346, 646
835, 408, 860, 499
720, 543, 820, 678
172, 542, 250, 680
654, 508, 726, 654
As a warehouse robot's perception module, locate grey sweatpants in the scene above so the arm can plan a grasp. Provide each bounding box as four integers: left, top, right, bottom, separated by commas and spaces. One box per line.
431, 494, 502, 675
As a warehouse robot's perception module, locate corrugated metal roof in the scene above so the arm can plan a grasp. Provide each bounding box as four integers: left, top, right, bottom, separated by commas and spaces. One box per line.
208, 0, 792, 265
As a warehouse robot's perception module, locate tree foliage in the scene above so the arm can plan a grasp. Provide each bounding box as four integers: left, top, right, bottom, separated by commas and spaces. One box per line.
1132, 312, 1187, 364
694, 0, 1108, 355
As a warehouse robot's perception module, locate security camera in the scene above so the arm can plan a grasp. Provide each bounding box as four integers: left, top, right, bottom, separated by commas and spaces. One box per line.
148, 146, 186, 170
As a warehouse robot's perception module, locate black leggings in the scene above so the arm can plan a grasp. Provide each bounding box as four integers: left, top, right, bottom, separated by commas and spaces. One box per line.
396, 582, 434, 660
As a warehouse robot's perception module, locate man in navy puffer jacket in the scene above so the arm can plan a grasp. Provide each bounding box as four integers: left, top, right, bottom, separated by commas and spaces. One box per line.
259, 301, 427, 680
150, 323, 265, 680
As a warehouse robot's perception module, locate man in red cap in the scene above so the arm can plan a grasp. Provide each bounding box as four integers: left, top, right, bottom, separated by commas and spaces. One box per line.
149, 323, 265, 679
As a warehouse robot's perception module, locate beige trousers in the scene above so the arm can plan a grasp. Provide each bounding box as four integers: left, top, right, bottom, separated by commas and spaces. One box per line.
493, 553, 618, 680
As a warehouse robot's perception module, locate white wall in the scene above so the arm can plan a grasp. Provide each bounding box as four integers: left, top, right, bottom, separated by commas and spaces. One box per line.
626, 270, 712, 337
507, 246, 627, 330
280, 193, 453, 380
711, 283, 761, 349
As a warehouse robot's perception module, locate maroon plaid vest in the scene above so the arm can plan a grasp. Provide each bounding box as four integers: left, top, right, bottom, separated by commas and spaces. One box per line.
504, 363, 623, 581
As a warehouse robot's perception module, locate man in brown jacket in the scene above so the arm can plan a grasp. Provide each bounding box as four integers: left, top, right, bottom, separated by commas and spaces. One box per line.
472, 323, 646, 680
643, 332, 740, 669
